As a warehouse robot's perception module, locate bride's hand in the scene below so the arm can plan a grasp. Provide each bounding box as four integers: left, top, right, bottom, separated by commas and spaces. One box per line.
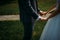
40, 17, 48, 21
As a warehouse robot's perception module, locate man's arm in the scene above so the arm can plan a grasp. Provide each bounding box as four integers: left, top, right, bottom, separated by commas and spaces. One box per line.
24, 0, 41, 20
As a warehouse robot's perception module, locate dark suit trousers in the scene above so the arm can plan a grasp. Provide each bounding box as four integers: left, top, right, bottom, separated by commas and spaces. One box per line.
22, 14, 34, 40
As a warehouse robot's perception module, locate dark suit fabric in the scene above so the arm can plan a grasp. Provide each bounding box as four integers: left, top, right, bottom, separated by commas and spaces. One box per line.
18, 0, 39, 40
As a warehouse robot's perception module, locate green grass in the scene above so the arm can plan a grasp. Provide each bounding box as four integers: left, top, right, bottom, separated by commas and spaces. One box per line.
0, 1, 19, 15
0, 21, 23, 40
33, 21, 46, 40
0, 21, 46, 40
38, 0, 56, 11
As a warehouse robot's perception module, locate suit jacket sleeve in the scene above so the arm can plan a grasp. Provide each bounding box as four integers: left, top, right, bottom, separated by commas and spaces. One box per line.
25, 0, 39, 20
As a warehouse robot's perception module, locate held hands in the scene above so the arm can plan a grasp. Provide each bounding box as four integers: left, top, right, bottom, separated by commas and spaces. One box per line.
38, 10, 49, 21
40, 17, 48, 21
38, 10, 47, 16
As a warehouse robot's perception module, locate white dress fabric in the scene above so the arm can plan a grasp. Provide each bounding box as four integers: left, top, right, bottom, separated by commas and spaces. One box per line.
40, 14, 60, 40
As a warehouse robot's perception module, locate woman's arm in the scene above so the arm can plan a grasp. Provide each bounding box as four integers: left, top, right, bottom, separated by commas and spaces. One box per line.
47, 0, 60, 19
41, 0, 60, 21
46, 4, 56, 13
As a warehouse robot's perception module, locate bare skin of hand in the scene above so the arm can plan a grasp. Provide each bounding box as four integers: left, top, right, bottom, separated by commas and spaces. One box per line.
38, 11, 47, 16
40, 17, 48, 21
40, 11, 47, 15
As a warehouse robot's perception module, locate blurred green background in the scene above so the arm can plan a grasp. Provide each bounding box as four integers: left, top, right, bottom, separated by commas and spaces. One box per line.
0, 0, 56, 40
